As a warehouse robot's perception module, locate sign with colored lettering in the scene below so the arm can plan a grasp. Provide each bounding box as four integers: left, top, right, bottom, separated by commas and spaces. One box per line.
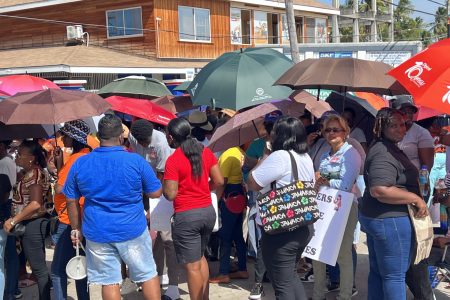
302, 186, 354, 266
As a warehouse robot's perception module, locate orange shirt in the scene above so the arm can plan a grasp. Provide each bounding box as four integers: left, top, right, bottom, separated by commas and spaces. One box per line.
54, 148, 90, 225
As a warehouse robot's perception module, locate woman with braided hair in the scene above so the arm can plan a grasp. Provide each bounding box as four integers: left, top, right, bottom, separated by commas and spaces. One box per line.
163, 118, 223, 300
359, 107, 428, 300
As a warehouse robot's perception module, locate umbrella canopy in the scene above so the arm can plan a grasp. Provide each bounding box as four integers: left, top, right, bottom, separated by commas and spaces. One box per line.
173, 81, 192, 92
208, 100, 305, 152
290, 90, 332, 118
387, 38, 450, 114
0, 75, 60, 96
105, 96, 176, 126
353, 92, 389, 110
0, 123, 55, 140
188, 48, 293, 111
0, 89, 111, 125
98, 76, 172, 99
275, 57, 407, 95
151, 95, 195, 114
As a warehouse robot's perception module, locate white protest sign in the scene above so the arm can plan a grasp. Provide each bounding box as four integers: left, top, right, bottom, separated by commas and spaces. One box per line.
149, 196, 174, 231
149, 194, 220, 232
302, 186, 354, 266
211, 192, 220, 232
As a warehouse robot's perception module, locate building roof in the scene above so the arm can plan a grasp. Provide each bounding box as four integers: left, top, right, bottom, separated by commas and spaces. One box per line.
0, 0, 81, 11
232, 0, 339, 15
280, 0, 336, 10
0, 45, 209, 74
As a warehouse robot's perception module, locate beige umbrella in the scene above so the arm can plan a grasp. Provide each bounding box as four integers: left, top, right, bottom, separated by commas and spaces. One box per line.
275, 57, 407, 95
290, 90, 332, 118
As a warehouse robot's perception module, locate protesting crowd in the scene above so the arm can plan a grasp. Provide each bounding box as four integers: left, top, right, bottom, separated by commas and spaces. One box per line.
0, 96, 449, 300
0, 41, 450, 300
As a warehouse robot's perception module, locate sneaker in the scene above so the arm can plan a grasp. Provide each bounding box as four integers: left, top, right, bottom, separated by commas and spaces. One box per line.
300, 269, 314, 282
249, 283, 264, 299
351, 288, 358, 297
14, 291, 23, 299
327, 282, 340, 292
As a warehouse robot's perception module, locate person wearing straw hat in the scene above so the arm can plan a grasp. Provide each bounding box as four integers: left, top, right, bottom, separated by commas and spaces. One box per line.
63, 114, 162, 300
188, 111, 214, 147
52, 120, 91, 300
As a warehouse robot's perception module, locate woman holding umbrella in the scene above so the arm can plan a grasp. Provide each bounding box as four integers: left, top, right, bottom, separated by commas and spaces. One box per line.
51, 120, 91, 300
3, 140, 51, 300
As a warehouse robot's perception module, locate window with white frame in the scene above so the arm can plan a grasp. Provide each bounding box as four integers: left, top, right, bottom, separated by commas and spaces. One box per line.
106, 7, 143, 38
178, 6, 211, 42
230, 8, 251, 45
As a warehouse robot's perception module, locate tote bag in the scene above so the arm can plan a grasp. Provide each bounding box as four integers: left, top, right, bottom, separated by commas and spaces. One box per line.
257, 151, 320, 235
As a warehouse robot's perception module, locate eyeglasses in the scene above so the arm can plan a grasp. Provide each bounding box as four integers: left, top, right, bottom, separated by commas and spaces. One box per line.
323, 128, 345, 134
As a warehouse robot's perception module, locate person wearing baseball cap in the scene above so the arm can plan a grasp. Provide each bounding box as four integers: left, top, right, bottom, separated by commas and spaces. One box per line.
52, 120, 92, 300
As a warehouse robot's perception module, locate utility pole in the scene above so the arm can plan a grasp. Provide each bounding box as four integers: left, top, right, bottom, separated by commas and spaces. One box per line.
285, 0, 300, 63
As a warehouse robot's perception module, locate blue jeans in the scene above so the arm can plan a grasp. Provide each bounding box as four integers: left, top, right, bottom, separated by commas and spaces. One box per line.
4, 235, 19, 300
359, 213, 413, 300
327, 245, 357, 286
51, 223, 89, 300
218, 187, 247, 275
0, 229, 7, 298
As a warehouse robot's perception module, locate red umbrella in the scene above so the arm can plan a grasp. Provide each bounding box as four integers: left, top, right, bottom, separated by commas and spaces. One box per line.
105, 96, 176, 126
0, 75, 60, 96
387, 38, 450, 113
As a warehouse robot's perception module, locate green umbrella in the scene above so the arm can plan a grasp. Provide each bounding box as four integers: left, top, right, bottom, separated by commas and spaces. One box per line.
98, 76, 172, 99
173, 81, 192, 92
188, 48, 293, 111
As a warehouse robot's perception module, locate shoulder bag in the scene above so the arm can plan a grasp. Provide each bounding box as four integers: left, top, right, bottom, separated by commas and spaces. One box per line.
257, 151, 320, 235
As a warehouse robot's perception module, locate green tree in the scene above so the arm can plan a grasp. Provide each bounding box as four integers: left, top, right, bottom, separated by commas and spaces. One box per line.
433, 6, 447, 38
394, 0, 427, 41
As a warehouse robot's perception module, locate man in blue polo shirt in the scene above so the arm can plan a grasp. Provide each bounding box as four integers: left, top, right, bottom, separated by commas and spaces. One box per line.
63, 114, 162, 300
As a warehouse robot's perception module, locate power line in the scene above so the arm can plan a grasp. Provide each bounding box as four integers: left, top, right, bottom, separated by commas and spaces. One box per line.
423, 0, 446, 6
379, 0, 438, 17
0, 12, 437, 44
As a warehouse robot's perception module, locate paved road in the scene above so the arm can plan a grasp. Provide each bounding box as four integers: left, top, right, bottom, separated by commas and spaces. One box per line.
22, 233, 450, 299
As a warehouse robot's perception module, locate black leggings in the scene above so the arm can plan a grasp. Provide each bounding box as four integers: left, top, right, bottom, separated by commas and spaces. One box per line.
261, 225, 312, 300
22, 218, 50, 300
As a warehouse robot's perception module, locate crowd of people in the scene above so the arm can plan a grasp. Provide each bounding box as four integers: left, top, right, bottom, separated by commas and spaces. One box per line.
0, 95, 449, 300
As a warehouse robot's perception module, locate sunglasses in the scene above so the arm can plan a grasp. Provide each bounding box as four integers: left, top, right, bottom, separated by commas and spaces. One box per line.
324, 128, 345, 133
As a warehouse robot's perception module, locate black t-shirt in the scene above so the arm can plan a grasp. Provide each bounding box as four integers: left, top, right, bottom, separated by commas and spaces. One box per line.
360, 140, 420, 218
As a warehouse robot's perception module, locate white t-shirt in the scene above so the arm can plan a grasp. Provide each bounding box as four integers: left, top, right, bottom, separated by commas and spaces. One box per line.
398, 123, 434, 170
129, 130, 172, 173
252, 150, 315, 225
349, 127, 367, 144
0, 156, 16, 199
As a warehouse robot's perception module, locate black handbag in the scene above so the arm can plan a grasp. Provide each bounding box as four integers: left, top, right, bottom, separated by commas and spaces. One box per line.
49, 206, 67, 236
9, 222, 26, 237
257, 151, 320, 235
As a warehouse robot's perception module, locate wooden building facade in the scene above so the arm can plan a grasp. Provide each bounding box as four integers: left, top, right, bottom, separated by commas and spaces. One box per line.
0, 0, 338, 60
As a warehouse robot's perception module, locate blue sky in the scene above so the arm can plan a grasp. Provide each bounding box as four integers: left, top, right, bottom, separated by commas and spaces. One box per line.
319, 0, 442, 24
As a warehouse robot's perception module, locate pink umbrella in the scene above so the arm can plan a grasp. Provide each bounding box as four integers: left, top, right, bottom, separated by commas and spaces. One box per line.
0, 75, 60, 96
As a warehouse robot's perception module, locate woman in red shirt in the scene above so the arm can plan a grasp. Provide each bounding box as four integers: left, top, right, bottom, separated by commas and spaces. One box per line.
163, 118, 223, 300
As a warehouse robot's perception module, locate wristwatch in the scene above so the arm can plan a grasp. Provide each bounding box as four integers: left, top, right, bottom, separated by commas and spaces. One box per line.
10, 219, 16, 227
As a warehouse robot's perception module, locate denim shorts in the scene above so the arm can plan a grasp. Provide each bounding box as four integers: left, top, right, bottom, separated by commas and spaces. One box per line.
86, 229, 157, 285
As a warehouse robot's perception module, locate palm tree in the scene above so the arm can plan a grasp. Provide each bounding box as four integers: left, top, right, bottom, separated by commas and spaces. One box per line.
432, 6, 447, 38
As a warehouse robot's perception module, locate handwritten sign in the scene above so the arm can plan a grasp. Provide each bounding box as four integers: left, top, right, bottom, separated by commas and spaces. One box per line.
302, 186, 354, 266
